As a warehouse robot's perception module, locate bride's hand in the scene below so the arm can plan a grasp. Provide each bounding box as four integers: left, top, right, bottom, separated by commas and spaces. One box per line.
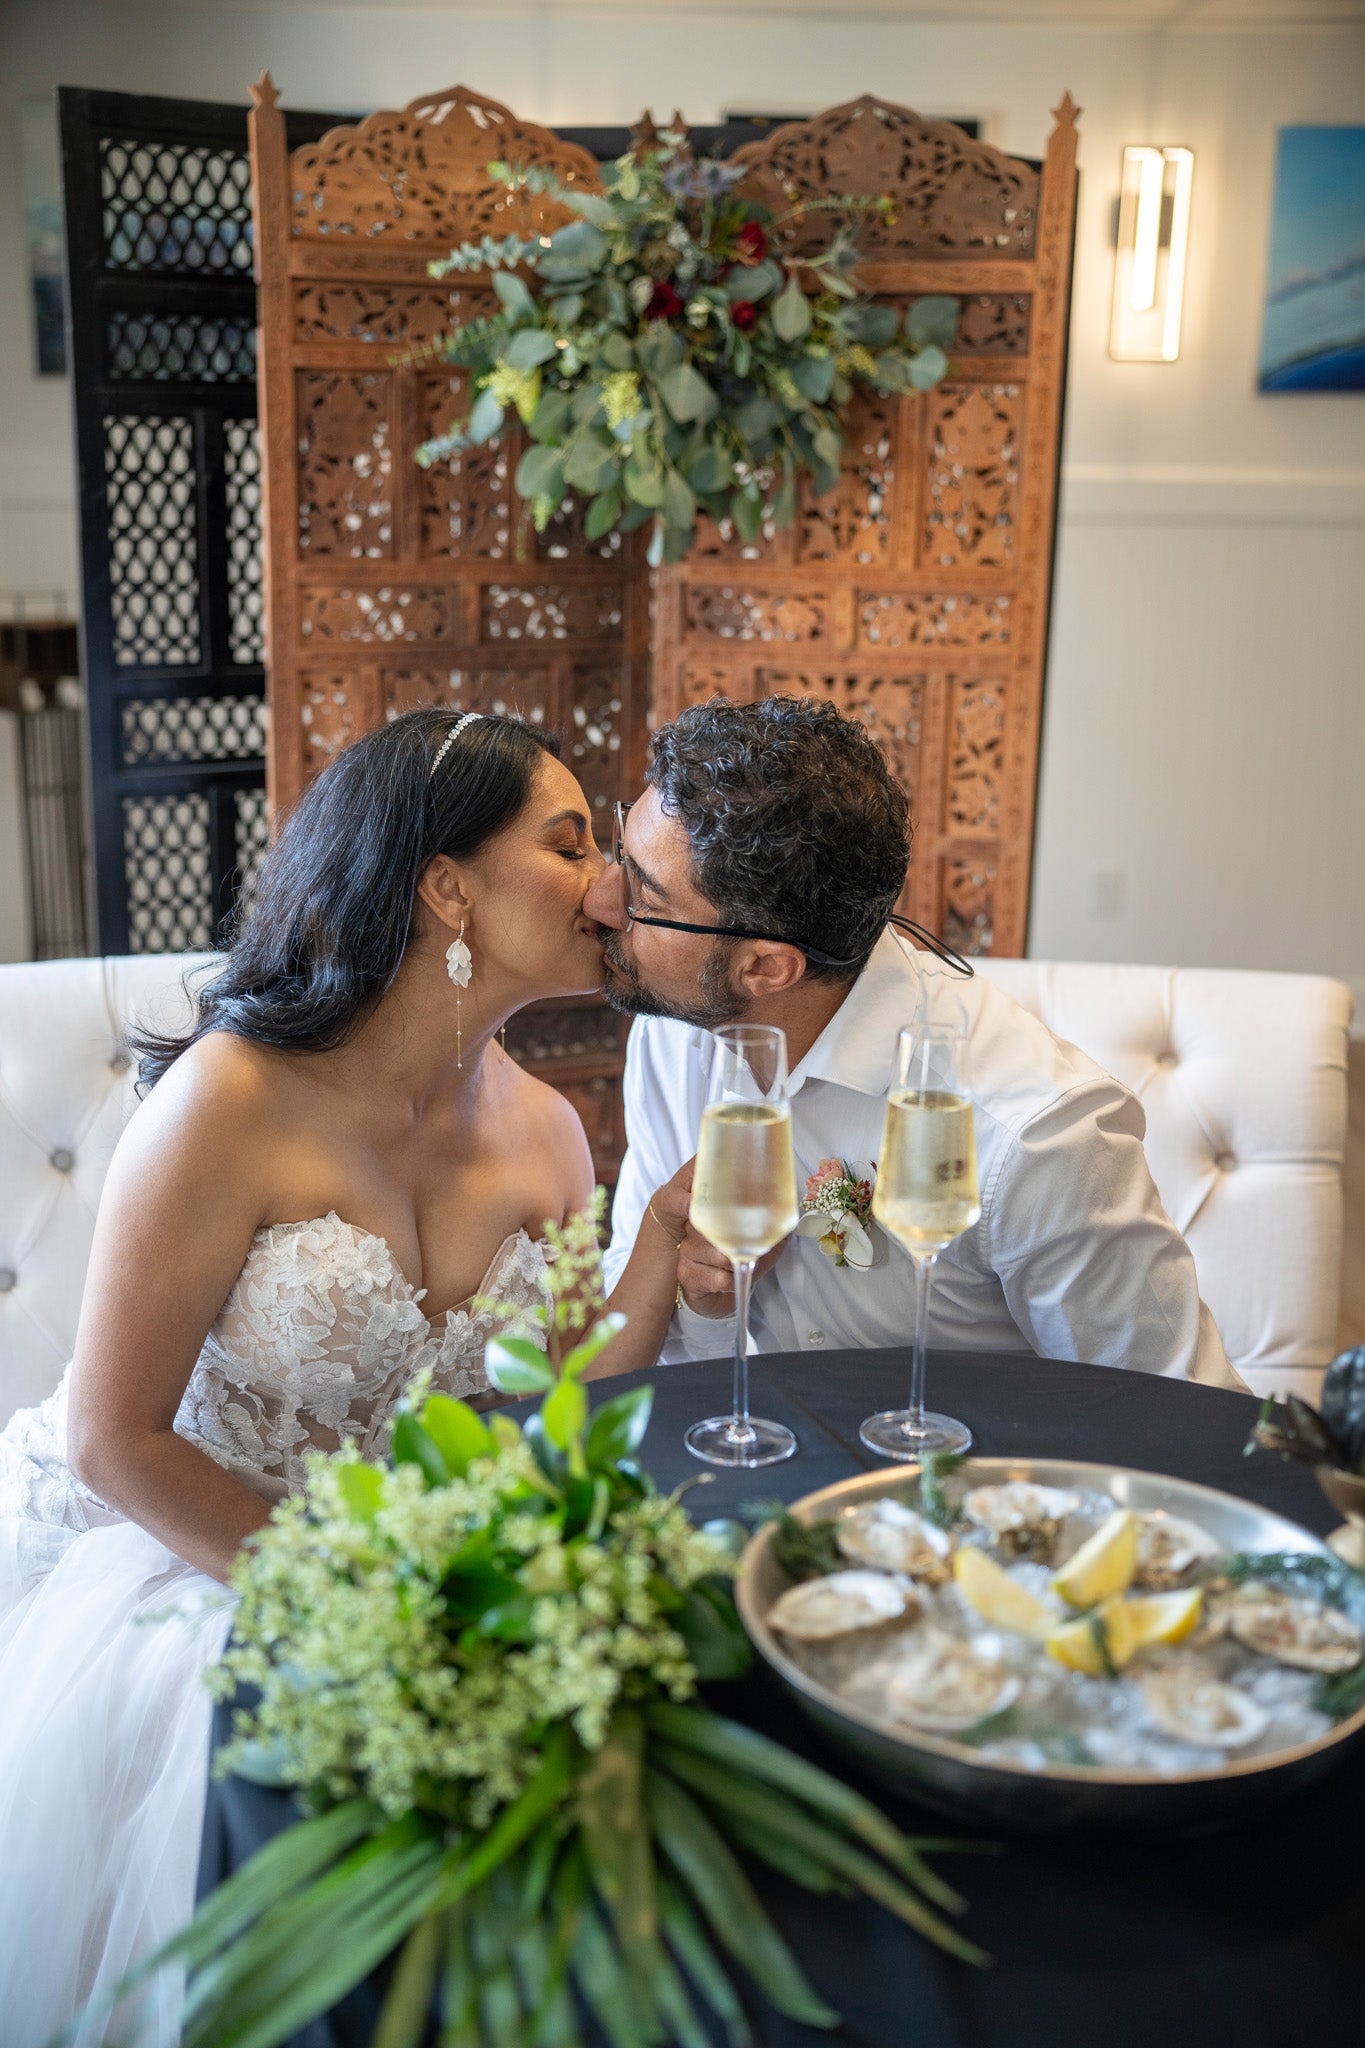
645, 1158, 694, 1251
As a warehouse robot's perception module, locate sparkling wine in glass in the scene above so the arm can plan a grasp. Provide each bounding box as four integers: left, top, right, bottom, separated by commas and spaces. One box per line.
686, 1024, 800, 1468
861, 1023, 981, 1460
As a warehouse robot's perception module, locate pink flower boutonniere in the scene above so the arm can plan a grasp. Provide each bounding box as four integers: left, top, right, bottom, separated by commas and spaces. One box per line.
796, 1157, 877, 1271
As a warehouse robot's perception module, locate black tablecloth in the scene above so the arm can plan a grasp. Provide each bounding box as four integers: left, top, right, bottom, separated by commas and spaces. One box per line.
199, 1348, 1365, 2048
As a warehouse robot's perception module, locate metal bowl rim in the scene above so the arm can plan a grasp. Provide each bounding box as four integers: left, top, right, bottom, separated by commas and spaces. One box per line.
734, 1456, 1365, 1791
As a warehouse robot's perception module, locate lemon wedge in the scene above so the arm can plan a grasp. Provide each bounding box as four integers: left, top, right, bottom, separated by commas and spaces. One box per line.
1046, 1593, 1138, 1676
1051, 1509, 1139, 1609
1125, 1586, 1204, 1650
953, 1546, 1053, 1638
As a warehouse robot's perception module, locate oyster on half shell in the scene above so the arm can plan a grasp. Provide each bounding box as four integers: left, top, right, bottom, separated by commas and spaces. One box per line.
884, 1626, 1021, 1733
1134, 1513, 1223, 1589
767, 1569, 919, 1643
836, 1499, 953, 1584
962, 1482, 1080, 1560
1217, 1583, 1365, 1674
1141, 1668, 1271, 1750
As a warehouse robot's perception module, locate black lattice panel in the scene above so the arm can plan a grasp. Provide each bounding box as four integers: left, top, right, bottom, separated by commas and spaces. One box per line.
234, 786, 272, 911
105, 415, 201, 666
107, 309, 256, 382
101, 138, 253, 272
121, 693, 267, 765
122, 792, 214, 951
225, 419, 265, 665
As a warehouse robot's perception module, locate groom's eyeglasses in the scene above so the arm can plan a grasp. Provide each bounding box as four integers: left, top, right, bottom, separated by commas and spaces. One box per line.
609, 801, 859, 969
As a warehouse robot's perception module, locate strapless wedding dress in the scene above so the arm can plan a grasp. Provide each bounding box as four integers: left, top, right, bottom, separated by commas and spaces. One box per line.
0, 1211, 549, 2048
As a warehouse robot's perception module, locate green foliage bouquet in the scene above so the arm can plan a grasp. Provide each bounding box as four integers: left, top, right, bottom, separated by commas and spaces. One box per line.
415, 132, 958, 563
81, 1207, 982, 2048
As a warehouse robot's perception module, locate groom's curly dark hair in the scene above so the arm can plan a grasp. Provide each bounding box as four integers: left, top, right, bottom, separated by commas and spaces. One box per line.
647, 695, 911, 983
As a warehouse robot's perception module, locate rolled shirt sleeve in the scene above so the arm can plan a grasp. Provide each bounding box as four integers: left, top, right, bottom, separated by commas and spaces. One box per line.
985, 1080, 1242, 1391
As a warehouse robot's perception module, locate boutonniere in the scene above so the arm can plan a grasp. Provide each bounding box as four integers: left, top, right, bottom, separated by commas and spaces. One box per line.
796, 1157, 877, 1270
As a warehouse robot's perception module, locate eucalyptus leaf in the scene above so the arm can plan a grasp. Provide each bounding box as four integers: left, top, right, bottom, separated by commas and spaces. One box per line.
812, 424, 843, 469
770, 279, 813, 343
553, 291, 585, 326
852, 303, 900, 347
731, 487, 763, 542
636, 328, 684, 380
465, 387, 505, 446
734, 395, 777, 443
513, 444, 565, 506
771, 466, 798, 530
563, 435, 618, 494
585, 487, 624, 541
646, 520, 666, 569
662, 467, 697, 531
548, 219, 609, 270
659, 362, 717, 426
686, 442, 734, 494
600, 330, 636, 371
529, 388, 573, 444
909, 343, 949, 391
905, 294, 961, 348
624, 455, 665, 509
506, 326, 559, 372
491, 270, 536, 321
790, 354, 836, 404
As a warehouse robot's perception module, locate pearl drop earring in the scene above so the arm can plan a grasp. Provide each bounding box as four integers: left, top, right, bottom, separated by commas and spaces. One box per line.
446, 922, 473, 1067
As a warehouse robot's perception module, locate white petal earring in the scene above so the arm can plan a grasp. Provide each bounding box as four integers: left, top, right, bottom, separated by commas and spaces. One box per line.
446, 922, 473, 1067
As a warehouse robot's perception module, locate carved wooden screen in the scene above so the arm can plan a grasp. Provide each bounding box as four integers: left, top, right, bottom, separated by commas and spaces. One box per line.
247, 82, 646, 1178
652, 96, 1079, 957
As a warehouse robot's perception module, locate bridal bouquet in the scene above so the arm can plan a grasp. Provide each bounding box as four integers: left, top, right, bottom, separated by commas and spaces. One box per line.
415, 131, 958, 562
97, 1207, 982, 2048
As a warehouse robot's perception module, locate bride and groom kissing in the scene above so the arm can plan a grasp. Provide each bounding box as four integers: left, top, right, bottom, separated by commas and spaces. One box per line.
0, 692, 1233, 2045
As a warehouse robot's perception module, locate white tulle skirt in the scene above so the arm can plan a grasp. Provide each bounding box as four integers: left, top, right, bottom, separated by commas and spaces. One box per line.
0, 1509, 233, 2048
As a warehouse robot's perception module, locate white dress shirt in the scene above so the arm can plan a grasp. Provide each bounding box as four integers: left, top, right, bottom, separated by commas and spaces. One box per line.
604, 931, 1239, 1389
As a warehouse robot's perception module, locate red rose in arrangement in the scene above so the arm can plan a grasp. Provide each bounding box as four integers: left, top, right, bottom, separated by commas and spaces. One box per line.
734, 221, 768, 265
731, 301, 758, 331
645, 281, 684, 321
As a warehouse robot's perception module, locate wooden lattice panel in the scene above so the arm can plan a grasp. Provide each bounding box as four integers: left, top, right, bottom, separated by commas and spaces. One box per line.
652, 95, 1079, 956
248, 79, 647, 826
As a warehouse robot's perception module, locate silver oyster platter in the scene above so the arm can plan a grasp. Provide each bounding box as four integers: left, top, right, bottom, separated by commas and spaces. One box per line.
733, 1457, 1365, 1834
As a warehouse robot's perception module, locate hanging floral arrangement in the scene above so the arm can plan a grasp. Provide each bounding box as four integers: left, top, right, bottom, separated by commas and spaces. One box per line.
415, 132, 958, 563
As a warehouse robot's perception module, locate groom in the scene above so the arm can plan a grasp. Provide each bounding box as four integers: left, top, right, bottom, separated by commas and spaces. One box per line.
588, 695, 1239, 1389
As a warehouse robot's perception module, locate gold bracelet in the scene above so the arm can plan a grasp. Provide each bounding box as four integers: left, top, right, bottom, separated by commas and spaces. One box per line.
648, 1198, 685, 1250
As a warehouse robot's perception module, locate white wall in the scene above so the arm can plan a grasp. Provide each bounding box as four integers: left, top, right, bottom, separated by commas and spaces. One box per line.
0, 0, 1362, 1001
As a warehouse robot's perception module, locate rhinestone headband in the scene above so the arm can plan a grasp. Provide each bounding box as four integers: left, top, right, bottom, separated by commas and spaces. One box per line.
428, 710, 483, 780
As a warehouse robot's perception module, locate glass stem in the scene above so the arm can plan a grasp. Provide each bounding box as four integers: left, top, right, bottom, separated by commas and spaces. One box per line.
731, 1257, 756, 1444
908, 1250, 938, 1433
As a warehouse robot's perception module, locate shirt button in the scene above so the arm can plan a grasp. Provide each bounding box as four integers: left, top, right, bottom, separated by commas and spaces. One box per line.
808, 1329, 826, 1346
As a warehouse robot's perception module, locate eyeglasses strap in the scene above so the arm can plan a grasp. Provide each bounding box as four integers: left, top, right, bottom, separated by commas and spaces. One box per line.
888, 915, 975, 978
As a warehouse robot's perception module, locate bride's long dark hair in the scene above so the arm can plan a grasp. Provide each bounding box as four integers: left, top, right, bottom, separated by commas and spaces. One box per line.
134, 707, 560, 1089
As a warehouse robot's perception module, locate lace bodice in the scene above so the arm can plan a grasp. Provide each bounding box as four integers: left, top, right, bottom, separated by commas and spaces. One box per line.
0, 1212, 550, 1535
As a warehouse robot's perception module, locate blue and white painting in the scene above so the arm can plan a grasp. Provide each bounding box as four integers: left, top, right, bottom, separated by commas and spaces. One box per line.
1259, 126, 1365, 393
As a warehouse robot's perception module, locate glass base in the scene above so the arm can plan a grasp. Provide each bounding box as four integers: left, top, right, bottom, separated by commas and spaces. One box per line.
859, 1409, 973, 1461
685, 1415, 798, 1469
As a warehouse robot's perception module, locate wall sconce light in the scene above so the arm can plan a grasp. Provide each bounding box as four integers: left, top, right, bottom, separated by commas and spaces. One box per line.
1109, 145, 1194, 362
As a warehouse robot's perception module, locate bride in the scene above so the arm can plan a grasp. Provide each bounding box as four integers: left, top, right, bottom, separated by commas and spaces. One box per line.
0, 706, 690, 2048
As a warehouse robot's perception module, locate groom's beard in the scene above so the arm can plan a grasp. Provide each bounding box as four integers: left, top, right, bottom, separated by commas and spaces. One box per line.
599, 929, 742, 1030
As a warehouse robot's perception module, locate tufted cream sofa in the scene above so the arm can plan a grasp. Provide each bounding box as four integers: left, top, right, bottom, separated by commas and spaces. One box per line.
0, 952, 1352, 1426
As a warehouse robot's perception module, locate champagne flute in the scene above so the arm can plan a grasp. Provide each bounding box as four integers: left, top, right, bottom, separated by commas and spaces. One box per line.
686, 1023, 800, 1468
861, 1023, 980, 1460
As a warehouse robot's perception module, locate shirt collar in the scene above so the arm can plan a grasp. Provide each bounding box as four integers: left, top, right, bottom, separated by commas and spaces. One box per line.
787, 927, 927, 1100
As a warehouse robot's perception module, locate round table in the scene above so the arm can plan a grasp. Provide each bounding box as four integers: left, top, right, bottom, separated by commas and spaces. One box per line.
198, 1346, 1365, 2048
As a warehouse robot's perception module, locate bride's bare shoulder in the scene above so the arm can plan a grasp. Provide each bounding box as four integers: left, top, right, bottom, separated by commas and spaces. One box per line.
130, 1030, 306, 1150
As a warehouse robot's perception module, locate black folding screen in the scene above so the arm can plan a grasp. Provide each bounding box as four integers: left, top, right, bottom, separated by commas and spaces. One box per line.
58, 88, 337, 953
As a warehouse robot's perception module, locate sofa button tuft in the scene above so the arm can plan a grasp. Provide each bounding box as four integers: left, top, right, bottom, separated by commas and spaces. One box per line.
50, 1147, 75, 1173
109, 1048, 132, 1074
0, 1269, 15, 1293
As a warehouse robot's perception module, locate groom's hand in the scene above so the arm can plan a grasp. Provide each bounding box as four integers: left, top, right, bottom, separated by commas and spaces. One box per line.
678, 1222, 790, 1319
